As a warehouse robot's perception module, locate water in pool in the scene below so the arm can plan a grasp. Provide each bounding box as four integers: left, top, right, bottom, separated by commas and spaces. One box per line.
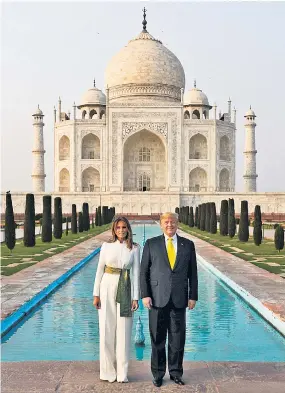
2, 224, 285, 361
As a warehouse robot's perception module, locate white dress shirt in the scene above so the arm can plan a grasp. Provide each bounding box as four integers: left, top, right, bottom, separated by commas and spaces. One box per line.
93, 240, 141, 300
164, 233, 178, 255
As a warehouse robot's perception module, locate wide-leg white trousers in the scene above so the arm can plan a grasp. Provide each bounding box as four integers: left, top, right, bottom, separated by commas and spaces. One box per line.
98, 273, 133, 382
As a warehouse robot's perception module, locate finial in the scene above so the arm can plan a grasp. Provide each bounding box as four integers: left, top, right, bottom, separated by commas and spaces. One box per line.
250, 105, 251, 109
93, 78, 96, 87
142, 7, 147, 32
38, 104, 40, 109
228, 97, 231, 102
59, 96, 61, 102
73, 101, 76, 106
194, 79, 196, 88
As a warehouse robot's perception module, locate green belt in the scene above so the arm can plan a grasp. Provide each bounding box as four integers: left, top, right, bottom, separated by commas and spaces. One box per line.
104, 265, 132, 317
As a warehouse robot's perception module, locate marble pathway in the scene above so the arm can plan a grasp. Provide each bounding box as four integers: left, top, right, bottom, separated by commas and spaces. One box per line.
2, 361, 285, 392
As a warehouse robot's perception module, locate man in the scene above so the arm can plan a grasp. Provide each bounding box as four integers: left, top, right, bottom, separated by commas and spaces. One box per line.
140, 212, 198, 387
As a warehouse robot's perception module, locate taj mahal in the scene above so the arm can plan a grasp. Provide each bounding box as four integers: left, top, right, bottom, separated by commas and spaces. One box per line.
2, 11, 285, 215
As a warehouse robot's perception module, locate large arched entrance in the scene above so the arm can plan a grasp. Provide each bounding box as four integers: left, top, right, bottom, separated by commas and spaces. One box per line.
123, 130, 166, 191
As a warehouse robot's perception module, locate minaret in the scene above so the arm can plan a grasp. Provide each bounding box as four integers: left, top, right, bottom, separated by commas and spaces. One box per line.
32, 105, 46, 192
243, 106, 257, 192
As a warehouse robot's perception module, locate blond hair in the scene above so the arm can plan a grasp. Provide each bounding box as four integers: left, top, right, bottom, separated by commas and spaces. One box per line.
160, 212, 178, 222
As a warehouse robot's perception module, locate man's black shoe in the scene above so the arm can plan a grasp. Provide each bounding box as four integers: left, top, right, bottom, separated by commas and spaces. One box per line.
170, 376, 185, 385
152, 378, 163, 387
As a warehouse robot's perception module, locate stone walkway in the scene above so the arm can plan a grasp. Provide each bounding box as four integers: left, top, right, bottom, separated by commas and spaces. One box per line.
2, 361, 285, 392
1, 230, 112, 320
1, 227, 285, 393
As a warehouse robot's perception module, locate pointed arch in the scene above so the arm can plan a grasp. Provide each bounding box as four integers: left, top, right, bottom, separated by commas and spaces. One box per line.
59, 136, 70, 160
189, 167, 207, 192
82, 110, 87, 120
81, 133, 100, 159
219, 168, 230, 191
59, 168, 70, 192
192, 110, 200, 119
184, 110, 190, 119
89, 109, 98, 119
220, 135, 230, 161
82, 167, 100, 192
189, 133, 208, 159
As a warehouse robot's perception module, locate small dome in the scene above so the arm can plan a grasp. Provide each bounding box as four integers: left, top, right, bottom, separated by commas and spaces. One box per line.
105, 30, 185, 93
245, 107, 256, 117
33, 106, 43, 116
79, 87, 106, 107
184, 87, 210, 107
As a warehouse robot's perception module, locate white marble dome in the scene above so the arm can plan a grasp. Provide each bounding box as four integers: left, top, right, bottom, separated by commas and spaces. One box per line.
33, 106, 43, 116
184, 87, 210, 106
105, 31, 185, 92
245, 107, 256, 117
79, 86, 106, 107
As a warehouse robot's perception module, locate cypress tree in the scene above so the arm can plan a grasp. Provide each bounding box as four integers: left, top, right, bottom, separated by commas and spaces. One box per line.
228, 198, 236, 238
102, 206, 108, 225
42, 195, 52, 242
253, 205, 262, 246
274, 225, 284, 252
97, 206, 102, 226
205, 203, 211, 232
95, 208, 98, 226
82, 203, 88, 231
71, 204, 77, 234
194, 206, 198, 227
238, 200, 249, 242
185, 206, 189, 226
53, 197, 62, 239
189, 206, 194, 227
197, 204, 201, 229
78, 212, 84, 232
86, 203, 90, 230
91, 216, 94, 228
65, 218, 69, 236
200, 203, 206, 231
220, 200, 228, 236
210, 202, 217, 234
24, 193, 36, 247
5, 192, 16, 252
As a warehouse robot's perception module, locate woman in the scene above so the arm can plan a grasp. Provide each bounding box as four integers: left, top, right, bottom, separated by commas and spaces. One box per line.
93, 216, 140, 383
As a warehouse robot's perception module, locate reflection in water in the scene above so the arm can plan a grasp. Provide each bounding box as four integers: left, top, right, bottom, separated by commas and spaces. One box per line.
2, 224, 285, 362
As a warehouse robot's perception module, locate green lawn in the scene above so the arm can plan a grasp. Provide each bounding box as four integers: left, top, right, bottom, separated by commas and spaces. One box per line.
179, 223, 285, 276
1, 225, 110, 276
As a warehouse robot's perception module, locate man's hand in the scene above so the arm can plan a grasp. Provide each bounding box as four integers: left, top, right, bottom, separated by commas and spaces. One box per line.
188, 300, 196, 310
93, 296, 101, 309
142, 297, 153, 309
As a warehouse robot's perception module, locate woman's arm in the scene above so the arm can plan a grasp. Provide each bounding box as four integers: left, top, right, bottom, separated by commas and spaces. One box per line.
93, 242, 106, 297
132, 244, 141, 301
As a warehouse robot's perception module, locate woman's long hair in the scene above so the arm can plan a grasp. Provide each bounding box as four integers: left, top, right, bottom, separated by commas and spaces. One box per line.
110, 216, 136, 250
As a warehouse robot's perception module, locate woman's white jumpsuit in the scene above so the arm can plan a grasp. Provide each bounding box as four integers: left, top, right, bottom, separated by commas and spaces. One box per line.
93, 240, 140, 382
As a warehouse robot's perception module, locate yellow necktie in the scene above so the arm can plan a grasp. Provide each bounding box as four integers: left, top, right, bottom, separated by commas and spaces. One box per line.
167, 238, 175, 269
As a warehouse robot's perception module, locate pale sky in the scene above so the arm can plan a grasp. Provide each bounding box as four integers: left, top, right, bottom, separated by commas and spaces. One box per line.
1, 1, 285, 193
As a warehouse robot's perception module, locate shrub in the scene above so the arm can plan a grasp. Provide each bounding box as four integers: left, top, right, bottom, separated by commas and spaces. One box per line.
189, 206, 194, 227
205, 202, 211, 232
71, 204, 77, 234
274, 225, 284, 252
253, 205, 262, 246
200, 204, 206, 231
5, 192, 16, 252
210, 202, 217, 234
42, 195, 52, 242
194, 206, 198, 227
220, 200, 228, 236
24, 193, 35, 247
228, 198, 236, 238
53, 197, 62, 239
238, 200, 249, 242
65, 218, 69, 236
78, 212, 84, 232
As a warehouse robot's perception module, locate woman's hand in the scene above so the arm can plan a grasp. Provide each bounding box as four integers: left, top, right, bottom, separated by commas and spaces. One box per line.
93, 296, 101, 309
131, 300, 139, 311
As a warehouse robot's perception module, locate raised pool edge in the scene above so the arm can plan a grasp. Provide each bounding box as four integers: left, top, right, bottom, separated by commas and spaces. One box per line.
1, 247, 101, 338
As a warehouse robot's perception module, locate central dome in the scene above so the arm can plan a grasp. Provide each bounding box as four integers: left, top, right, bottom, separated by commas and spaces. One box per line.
105, 30, 185, 102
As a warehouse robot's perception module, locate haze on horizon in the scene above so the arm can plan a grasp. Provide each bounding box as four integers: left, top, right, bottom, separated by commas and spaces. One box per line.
1, 1, 285, 193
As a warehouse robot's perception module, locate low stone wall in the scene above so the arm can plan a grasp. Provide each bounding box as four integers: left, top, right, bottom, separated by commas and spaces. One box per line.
1, 191, 285, 216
